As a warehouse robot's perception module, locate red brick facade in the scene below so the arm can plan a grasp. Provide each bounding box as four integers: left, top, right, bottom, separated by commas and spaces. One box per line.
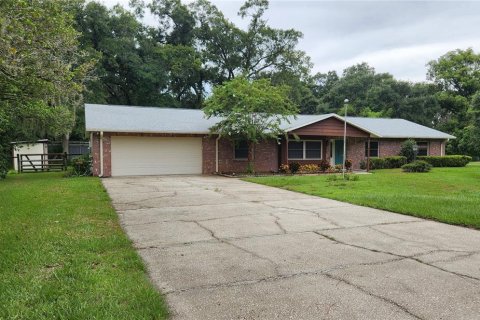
202, 137, 278, 174
346, 138, 367, 170
91, 132, 447, 177
375, 139, 445, 157
91, 132, 112, 177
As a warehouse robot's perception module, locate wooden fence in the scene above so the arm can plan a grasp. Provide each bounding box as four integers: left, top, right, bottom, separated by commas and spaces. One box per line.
17, 153, 68, 173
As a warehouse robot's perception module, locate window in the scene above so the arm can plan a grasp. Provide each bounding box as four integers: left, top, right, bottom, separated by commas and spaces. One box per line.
288, 140, 322, 160
306, 141, 322, 159
234, 141, 249, 160
288, 141, 304, 159
365, 141, 379, 157
417, 142, 429, 156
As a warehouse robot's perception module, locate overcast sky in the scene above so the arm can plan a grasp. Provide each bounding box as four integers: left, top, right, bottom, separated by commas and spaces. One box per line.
99, 0, 480, 82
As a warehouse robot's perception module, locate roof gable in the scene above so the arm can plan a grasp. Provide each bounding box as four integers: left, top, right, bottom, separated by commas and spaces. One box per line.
289, 116, 370, 137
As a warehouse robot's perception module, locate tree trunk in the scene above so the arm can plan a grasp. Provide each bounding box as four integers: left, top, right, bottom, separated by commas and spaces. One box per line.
247, 142, 255, 173
62, 133, 69, 154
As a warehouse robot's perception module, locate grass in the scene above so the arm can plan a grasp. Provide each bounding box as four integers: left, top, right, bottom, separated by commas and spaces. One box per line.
0, 173, 168, 319
245, 162, 480, 229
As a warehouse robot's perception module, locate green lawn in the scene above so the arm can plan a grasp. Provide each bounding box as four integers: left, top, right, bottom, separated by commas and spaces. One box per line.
245, 162, 480, 229
0, 173, 168, 319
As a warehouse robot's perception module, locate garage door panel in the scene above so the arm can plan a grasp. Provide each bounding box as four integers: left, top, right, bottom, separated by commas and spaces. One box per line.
111, 136, 202, 176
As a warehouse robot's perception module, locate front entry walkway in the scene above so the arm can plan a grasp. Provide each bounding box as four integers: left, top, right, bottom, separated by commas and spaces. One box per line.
103, 176, 480, 320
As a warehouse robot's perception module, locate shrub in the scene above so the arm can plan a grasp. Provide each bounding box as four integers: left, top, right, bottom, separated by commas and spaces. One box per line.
279, 164, 290, 174
334, 164, 343, 172
65, 155, 92, 177
326, 166, 336, 173
401, 160, 432, 173
369, 157, 386, 169
384, 156, 407, 168
359, 160, 367, 170
319, 159, 331, 172
299, 164, 319, 174
344, 159, 352, 171
367, 156, 407, 169
246, 162, 255, 174
417, 155, 472, 167
400, 139, 417, 163
289, 162, 300, 174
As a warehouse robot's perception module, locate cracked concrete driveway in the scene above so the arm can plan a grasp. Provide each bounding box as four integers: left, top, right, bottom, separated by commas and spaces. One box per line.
103, 175, 480, 320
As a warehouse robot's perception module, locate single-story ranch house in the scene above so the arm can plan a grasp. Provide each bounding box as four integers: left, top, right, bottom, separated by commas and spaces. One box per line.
85, 104, 455, 177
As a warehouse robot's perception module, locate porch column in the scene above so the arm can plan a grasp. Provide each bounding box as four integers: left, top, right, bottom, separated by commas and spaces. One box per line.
323, 138, 328, 161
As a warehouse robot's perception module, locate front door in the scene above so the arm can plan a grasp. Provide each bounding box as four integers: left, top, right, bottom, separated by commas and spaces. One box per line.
334, 140, 344, 165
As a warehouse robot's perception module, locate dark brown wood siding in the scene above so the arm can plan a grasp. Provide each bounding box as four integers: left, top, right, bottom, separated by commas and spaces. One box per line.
291, 117, 370, 138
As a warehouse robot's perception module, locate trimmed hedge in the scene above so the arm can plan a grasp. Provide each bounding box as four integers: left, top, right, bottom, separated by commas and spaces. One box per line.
402, 160, 432, 173
369, 158, 385, 169
417, 155, 472, 167
384, 156, 408, 168
368, 156, 407, 169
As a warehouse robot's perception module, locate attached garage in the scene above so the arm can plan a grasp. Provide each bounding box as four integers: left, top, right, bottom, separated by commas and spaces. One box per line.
111, 136, 202, 176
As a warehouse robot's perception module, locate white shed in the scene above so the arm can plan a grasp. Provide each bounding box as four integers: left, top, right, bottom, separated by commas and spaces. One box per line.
12, 140, 48, 171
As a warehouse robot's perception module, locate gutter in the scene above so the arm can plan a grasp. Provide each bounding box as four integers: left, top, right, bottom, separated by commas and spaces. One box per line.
99, 131, 104, 177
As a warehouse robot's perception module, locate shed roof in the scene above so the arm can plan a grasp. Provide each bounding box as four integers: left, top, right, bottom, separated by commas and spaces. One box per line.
85, 104, 455, 139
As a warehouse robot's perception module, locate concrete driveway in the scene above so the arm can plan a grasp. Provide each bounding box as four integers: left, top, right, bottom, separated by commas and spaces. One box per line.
103, 176, 480, 320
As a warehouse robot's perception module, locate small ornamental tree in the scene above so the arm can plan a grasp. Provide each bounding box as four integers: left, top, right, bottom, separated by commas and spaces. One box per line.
399, 139, 417, 163
203, 77, 298, 172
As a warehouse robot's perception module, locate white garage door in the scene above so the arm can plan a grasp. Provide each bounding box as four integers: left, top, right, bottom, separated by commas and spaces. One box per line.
111, 136, 202, 176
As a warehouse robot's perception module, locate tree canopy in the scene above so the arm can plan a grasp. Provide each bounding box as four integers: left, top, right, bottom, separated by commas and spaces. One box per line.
1, 0, 480, 179
203, 77, 297, 170
0, 0, 92, 178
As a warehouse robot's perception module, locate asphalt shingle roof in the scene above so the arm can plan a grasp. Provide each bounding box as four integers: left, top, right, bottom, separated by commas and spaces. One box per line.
85, 104, 455, 139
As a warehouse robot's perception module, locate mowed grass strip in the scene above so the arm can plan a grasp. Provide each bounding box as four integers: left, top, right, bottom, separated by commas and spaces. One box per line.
0, 173, 168, 319
245, 162, 480, 229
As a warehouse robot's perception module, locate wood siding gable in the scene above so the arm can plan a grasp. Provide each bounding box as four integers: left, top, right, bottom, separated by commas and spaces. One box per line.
290, 117, 370, 137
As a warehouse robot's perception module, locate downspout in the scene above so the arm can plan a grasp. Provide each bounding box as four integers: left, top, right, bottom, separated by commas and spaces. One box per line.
215, 135, 220, 173
99, 131, 104, 177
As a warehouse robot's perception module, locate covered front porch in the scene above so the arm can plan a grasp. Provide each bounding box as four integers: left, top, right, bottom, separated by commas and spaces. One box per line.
279, 116, 373, 170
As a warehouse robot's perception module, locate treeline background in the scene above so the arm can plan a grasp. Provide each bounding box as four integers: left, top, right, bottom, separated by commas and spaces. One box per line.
1, 0, 479, 159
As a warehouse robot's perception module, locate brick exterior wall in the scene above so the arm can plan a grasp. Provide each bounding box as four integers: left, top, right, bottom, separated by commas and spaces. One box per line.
429, 140, 444, 156
202, 137, 278, 174
91, 132, 111, 177
91, 132, 100, 176
91, 132, 447, 176
346, 138, 366, 170
377, 139, 445, 157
